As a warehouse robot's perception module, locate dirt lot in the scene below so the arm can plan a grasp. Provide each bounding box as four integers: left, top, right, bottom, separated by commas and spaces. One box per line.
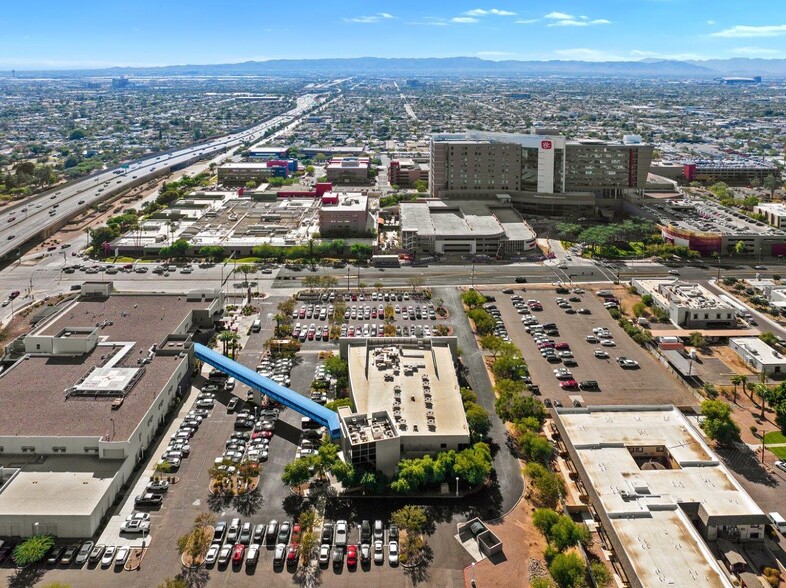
492, 285, 697, 408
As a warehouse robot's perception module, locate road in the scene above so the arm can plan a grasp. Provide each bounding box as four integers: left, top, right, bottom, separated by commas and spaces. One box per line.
0, 94, 324, 259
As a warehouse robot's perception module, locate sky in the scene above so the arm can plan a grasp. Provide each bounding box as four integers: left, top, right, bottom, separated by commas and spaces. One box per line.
3, 0, 786, 69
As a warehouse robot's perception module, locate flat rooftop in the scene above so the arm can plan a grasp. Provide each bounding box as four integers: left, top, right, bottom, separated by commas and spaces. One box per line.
322, 193, 368, 212
659, 282, 733, 310
0, 455, 121, 517
346, 340, 468, 439
731, 337, 786, 365
0, 294, 206, 440
400, 200, 535, 241
638, 197, 785, 238
555, 406, 765, 588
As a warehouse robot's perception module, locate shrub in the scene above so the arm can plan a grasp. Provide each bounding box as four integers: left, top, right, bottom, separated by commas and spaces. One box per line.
591, 562, 613, 587
13, 534, 55, 567
549, 552, 587, 588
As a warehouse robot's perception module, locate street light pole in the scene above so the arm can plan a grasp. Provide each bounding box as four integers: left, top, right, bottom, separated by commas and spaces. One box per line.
455, 476, 459, 497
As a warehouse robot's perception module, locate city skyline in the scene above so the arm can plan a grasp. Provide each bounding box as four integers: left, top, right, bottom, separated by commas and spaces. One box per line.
3, 0, 786, 70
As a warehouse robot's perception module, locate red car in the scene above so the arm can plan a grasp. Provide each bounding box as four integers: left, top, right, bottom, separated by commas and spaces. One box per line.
560, 379, 578, 389
554, 343, 570, 350
286, 543, 299, 566
346, 545, 358, 567
291, 524, 301, 544
232, 543, 245, 564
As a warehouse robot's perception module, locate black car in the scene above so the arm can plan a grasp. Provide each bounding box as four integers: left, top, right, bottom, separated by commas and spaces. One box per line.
502, 288, 514, 294
579, 380, 599, 390
0, 542, 15, 565
543, 399, 553, 408
515, 277, 528, 283
47, 545, 66, 565
213, 521, 227, 544
332, 546, 344, 569
134, 493, 163, 507
360, 520, 371, 544
388, 523, 399, 543
321, 522, 334, 545
529, 384, 541, 395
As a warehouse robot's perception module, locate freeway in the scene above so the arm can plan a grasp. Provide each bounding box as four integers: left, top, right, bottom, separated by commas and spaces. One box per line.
0, 93, 324, 259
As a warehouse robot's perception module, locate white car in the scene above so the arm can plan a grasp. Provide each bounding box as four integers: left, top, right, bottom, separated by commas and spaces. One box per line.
101, 546, 116, 567
389, 540, 399, 565
114, 545, 130, 567
318, 544, 331, 565
205, 544, 220, 565
600, 339, 616, 347
775, 461, 786, 473
373, 540, 384, 564
594, 349, 609, 359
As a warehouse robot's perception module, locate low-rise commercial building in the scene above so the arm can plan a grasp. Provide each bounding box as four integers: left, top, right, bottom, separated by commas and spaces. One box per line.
650, 158, 778, 186
400, 197, 537, 257
754, 202, 786, 229
326, 157, 372, 185
217, 162, 290, 186
338, 337, 470, 476
388, 158, 429, 187
632, 279, 737, 329
730, 337, 786, 376
0, 284, 223, 537
247, 145, 290, 160
630, 197, 786, 257
318, 192, 372, 236
553, 405, 768, 588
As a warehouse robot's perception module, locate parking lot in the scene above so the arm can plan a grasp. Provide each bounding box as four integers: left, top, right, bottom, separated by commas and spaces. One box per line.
491, 286, 696, 408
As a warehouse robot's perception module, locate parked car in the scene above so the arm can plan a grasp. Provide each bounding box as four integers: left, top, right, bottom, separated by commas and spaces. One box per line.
75, 541, 93, 565
134, 493, 163, 507
114, 546, 130, 567
205, 544, 220, 566
88, 543, 106, 564
347, 544, 358, 567
321, 522, 334, 544
335, 520, 348, 547
286, 543, 299, 566
389, 540, 399, 565
332, 546, 344, 569
120, 519, 150, 534
146, 480, 169, 493
217, 544, 232, 566
213, 521, 226, 544
318, 543, 331, 565
278, 520, 292, 544
231, 543, 245, 565
373, 540, 384, 564
246, 543, 260, 566
60, 543, 80, 565
100, 546, 116, 567
273, 542, 287, 567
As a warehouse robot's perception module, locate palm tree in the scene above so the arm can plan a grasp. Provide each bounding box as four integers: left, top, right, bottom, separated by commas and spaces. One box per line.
730, 374, 746, 404
218, 330, 238, 357
754, 383, 771, 421
237, 264, 254, 285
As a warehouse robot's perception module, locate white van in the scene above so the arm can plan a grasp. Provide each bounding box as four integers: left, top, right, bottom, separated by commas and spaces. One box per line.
769, 512, 786, 533
251, 319, 261, 333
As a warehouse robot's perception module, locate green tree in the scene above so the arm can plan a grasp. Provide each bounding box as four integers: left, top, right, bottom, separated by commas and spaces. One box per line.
282, 457, 313, 494
465, 403, 492, 440
555, 222, 583, 240
299, 530, 318, 565
730, 374, 747, 404
453, 442, 492, 485
13, 534, 55, 567
700, 399, 741, 447
330, 460, 356, 488
391, 505, 428, 535
460, 289, 486, 309
414, 179, 428, 193
763, 174, 782, 198
759, 332, 779, 348
734, 240, 746, 256
168, 238, 190, 259
218, 330, 239, 358
480, 334, 506, 358
549, 552, 587, 588
551, 516, 591, 551
590, 562, 613, 588
532, 508, 561, 538
688, 332, 707, 349
518, 431, 554, 463
407, 275, 425, 292
524, 463, 564, 508
236, 264, 255, 283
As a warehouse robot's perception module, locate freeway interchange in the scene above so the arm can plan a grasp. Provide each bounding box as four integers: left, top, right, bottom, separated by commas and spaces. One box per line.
0, 93, 322, 259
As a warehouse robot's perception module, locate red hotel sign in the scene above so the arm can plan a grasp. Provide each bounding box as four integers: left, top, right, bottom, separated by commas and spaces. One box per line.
541, 140, 552, 150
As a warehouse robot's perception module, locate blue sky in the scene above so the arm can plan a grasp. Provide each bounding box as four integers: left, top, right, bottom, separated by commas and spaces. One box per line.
3, 0, 786, 69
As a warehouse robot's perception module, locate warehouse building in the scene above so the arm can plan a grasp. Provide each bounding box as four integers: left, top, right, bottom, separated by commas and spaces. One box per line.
553, 405, 768, 588
0, 283, 223, 537
337, 337, 470, 476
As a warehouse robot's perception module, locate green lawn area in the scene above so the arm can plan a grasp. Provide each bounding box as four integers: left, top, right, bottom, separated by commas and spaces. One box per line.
233, 257, 262, 264
768, 445, 786, 460
764, 431, 786, 445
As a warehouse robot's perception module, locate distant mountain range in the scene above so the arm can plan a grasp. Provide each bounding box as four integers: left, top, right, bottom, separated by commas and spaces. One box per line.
6, 56, 786, 78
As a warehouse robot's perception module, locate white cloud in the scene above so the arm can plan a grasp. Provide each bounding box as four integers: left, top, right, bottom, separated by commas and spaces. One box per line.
548, 18, 610, 27
344, 12, 395, 24
728, 46, 783, 56
706, 20, 716, 25
464, 8, 516, 16
545, 11, 609, 27
451, 16, 479, 23
711, 24, 786, 38
515, 19, 539, 24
